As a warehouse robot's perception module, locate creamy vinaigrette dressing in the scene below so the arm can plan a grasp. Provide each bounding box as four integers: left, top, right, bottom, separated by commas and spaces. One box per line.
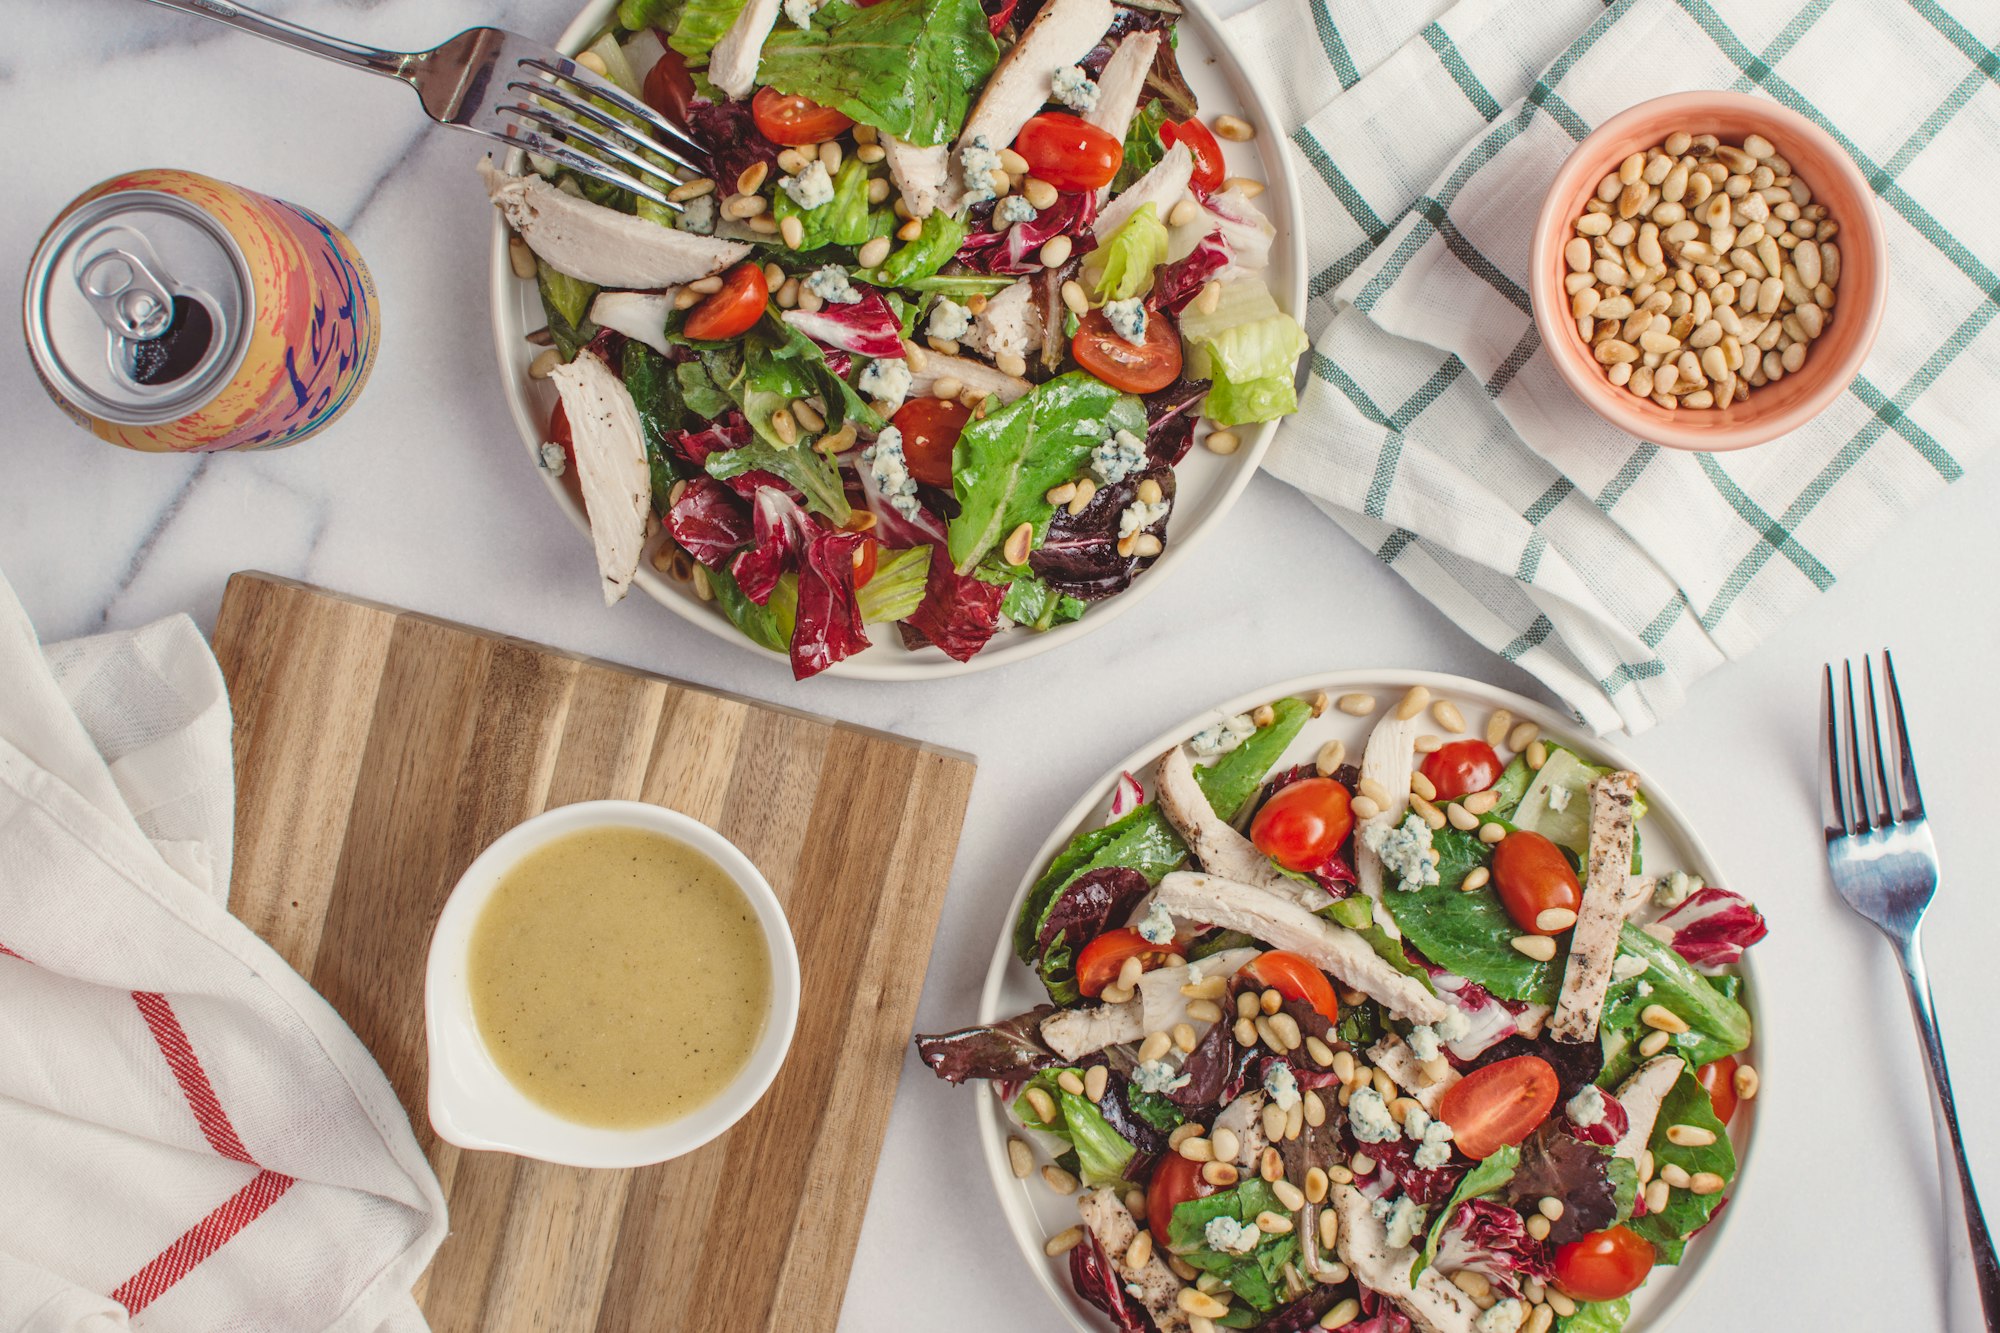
468, 826, 772, 1128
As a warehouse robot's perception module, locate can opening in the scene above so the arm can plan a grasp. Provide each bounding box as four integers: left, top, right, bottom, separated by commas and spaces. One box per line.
127, 295, 215, 387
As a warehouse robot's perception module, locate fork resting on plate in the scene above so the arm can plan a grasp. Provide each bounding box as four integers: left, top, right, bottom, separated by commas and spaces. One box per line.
1823, 652, 1999, 1331
139, 0, 704, 206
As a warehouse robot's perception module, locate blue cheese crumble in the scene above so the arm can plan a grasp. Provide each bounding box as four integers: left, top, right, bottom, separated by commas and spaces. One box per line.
536, 441, 567, 476
1189, 713, 1255, 757
1476, 1299, 1527, 1333
1371, 1194, 1427, 1250
782, 0, 815, 26
781, 159, 834, 210
1408, 1112, 1455, 1168
996, 195, 1039, 227
1118, 497, 1169, 540
1132, 1059, 1191, 1095
1347, 1087, 1401, 1144
1090, 428, 1147, 485
927, 297, 972, 341
677, 193, 717, 235
805, 265, 860, 304
1136, 899, 1175, 946
857, 357, 912, 412
1263, 1062, 1300, 1112
1364, 814, 1441, 889
1204, 1216, 1261, 1254
861, 427, 920, 519
1051, 65, 1099, 113
960, 135, 1002, 205
1104, 296, 1148, 346
1407, 1023, 1443, 1063
1656, 869, 1703, 909
1566, 1084, 1607, 1129
1547, 784, 1572, 812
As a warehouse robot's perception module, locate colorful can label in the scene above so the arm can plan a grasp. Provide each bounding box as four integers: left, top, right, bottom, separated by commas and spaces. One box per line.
22, 168, 379, 453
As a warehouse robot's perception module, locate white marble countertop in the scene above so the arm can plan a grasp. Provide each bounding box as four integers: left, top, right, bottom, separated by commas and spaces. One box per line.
7, 1, 1997, 1329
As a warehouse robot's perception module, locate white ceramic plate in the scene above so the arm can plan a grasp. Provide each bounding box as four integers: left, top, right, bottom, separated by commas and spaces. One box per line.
975, 671, 1761, 1333
489, 0, 1307, 679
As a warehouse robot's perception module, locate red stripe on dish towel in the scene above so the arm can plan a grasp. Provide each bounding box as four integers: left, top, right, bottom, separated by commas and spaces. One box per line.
131, 991, 257, 1165
110, 1168, 295, 1315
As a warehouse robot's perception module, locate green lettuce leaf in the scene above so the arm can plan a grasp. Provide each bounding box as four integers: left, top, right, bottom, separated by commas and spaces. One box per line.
667, 0, 747, 61
1627, 1068, 1735, 1263
1486, 754, 1535, 821
1112, 101, 1169, 192
1598, 925, 1752, 1086
947, 372, 1146, 572
859, 211, 973, 289
622, 341, 689, 515
856, 544, 931, 623
994, 570, 1088, 632
1093, 202, 1169, 301
771, 158, 887, 250
1412, 1144, 1519, 1282
1013, 1070, 1137, 1188
677, 360, 733, 420
1177, 279, 1307, 427
1198, 696, 1312, 821
757, 0, 999, 146
706, 564, 791, 653
618, 0, 685, 29
1382, 826, 1560, 1003
537, 262, 597, 358
1560, 1298, 1633, 1333
1165, 1179, 1299, 1313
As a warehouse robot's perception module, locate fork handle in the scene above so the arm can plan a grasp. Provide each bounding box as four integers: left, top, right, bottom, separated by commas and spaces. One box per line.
138, 0, 413, 82
1900, 935, 2000, 1331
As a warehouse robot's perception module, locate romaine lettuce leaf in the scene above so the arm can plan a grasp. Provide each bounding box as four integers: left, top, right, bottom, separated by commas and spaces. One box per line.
856, 544, 931, 623
1093, 202, 1169, 301
947, 372, 1146, 572
537, 262, 597, 357
677, 360, 733, 420
1014, 1070, 1137, 1188
1627, 1067, 1734, 1263
617, 0, 684, 30
1112, 100, 1169, 193
1165, 1179, 1300, 1312
1382, 828, 1561, 1003
860, 211, 973, 289
1177, 279, 1307, 426
666, 0, 746, 61
1598, 924, 1752, 1086
757, 0, 999, 147
772, 157, 888, 250
706, 563, 791, 654
1560, 1298, 1633, 1333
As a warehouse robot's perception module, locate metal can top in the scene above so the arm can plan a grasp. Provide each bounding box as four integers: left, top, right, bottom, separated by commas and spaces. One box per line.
23, 188, 252, 426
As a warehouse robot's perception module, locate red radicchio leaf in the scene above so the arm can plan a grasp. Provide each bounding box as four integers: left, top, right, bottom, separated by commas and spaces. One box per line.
1432, 1198, 1554, 1301
673, 414, 793, 500
981, 0, 1020, 35
1036, 867, 1151, 958
901, 555, 1008, 661
1068, 1230, 1148, 1333
1149, 235, 1232, 315
791, 524, 873, 679
730, 488, 810, 605
1353, 1287, 1416, 1333
686, 99, 778, 184
1109, 770, 1145, 819
1352, 1135, 1467, 1208
958, 191, 1098, 274
1657, 886, 1769, 968
666, 476, 753, 570
1423, 965, 1524, 1060
1028, 465, 1174, 600
782, 288, 906, 360
915, 1005, 1058, 1083
1561, 1087, 1629, 1148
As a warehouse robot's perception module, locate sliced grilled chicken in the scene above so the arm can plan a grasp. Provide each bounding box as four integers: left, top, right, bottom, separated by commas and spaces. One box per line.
1094, 142, 1191, 241
709, 0, 784, 98
949, 0, 1117, 208
588, 290, 677, 355
1154, 872, 1450, 1024
1078, 1189, 1190, 1330
1084, 31, 1161, 143
882, 133, 951, 220
1512, 1002, 1551, 1039
1367, 1032, 1461, 1116
1551, 770, 1641, 1043
1211, 1091, 1269, 1168
1040, 1001, 1143, 1061
1331, 1185, 1483, 1333
966, 279, 1044, 364
1353, 703, 1425, 935
547, 350, 650, 607
1154, 746, 1312, 903
1610, 1055, 1685, 1161
481, 160, 749, 288
906, 350, 1033, 403
1136, 947, 1260, 1034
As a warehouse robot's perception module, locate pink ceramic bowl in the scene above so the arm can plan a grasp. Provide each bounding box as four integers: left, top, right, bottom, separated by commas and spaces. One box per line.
1530, 91, 1886, 451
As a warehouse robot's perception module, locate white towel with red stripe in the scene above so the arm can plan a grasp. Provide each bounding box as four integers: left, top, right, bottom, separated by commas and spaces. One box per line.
0, 569, 447, 1332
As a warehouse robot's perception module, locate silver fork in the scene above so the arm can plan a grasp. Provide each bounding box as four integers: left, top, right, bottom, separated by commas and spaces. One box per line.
139, 0, 707, 207
1823, 652, 1999, 1331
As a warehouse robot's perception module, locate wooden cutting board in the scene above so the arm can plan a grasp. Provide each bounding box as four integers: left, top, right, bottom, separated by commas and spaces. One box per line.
211, 572, 977, 1333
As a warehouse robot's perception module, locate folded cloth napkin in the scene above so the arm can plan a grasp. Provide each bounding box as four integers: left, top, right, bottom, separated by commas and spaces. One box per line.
0, 567, 446, 1331
1226, 0, 2000, 733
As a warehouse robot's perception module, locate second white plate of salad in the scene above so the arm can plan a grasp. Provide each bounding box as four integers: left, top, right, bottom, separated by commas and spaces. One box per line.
919, 672, 1766, 1333
487, 0, 1307, 680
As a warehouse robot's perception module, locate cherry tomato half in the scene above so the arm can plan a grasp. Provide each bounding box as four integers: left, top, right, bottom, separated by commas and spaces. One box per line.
547, 399, 574, 468
1696, 1055, 1740, 1127
852, 537, 878, 589
1421, 739, 1503, 802
1014, 112, 1123, 191
1147, 1153, 1216, 1240
1160, 117, 1225, 193
683, 263, 769, 341
1490, 829, 1583, 935
889, 396, 971, 489
1075, 928, 1184, 999
1437, 1055, 1559, 1160
1072, 309, 1184, 394
1554, 1226, 1656, 1302
1251, 778, 1355, 873
1239, 951, 1340, 1026
641, 49, 697, 126
752, 86, 855, 146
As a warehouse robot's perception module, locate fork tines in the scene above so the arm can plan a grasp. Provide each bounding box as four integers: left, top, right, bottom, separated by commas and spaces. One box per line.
1821, 650, 1925, 839
498, 57, 710, 205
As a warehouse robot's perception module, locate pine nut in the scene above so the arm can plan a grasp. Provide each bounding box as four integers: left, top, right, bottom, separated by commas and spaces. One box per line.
1412, 797, 1446, 832
1045, 1225, 1084, 1256
1214, 114, 1256, 141
897, 217, 923, 241
1025, 177, 1059, 209
1042, 1164, 1079, 1195
1395, 685, 1431, 720
1221, 176, 1264, 197
1667, 1124, 1717, 1147
1186, 999, 1223, 1024
1387, 1096, 1421, 1125
1261, 987, 1284, 1016
1734, 1064, 1760, 1100
1197, 280, 1223, 315
1639, 1029, 1673, 1058
1169, 1122, 1204, 1149
1211, 1127, 1241, 1162
1638, 1149, 1655, 1184
1056, 1069, 1085, 1096
1642, 1004, 1690, 1033
1320, 1296, 1359, 1329
1040, 235, 1073, 267
1526, 1213, 1553, 1242
1511, 934, 1557, 961
527, 347, 563, 380
770, 407, 800, 446
1169, 197, 1202, 227
1267, 1177, 1305, 1212
575, 48, 608, 74
1645, 1178, 1671, 1214
1350, 795, 1382, 820
777, 214, 804, 249
1332, 1050, 1358, 1085
1372, 1069, 1395, 1099
1410, 770, 1438, 802
1479, 821, 1507, 844
1202, 1161, 1239, 1187
1415, 734, 1443, 753
1171, 1021, 1198, 1053
1446, 801, 1480, 831
1690, 1171, 1726, 1195
1170, 1254, 1199, 1281
1462, 865, 1491, 892
1432, 699, 1466, 733
1255, 1016, 1282, 1050
1286, 1100, 1304, 1141
1234, 1017, 1258, 1047
1075, 1065, 1105, 1104
1068, 477, 1097, 515
1025, 1087, 1057, 1122
1180, 1290, 1230, 1319
1536, 907, 1578, 932
508, 234, 538, 279
1314, 739, 1347, 777
1007, 1136, 1033, 1177
1178, 1134, 1214, 1162
1270, 1013, 1302, 1050
1337, 693, 1377, 715
1526, 740, 1548, 771
1658, 1162, 1692, 1190
1139, 1031, 1172, 1064
1263, 1100, 1288, 1142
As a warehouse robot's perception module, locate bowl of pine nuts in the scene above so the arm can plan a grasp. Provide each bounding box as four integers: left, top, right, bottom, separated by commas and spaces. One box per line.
1530, 91, 1885, 451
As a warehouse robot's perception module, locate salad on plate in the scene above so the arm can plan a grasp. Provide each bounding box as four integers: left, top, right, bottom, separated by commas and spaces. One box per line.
484, 0, 1306, 678
918, 686, 1766, 1332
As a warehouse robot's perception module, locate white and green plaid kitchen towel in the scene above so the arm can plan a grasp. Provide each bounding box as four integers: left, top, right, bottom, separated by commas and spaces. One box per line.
1223, 0, 2000, 733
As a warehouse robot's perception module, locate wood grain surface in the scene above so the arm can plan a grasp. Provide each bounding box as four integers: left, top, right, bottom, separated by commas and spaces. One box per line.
211, 572, 978, 1333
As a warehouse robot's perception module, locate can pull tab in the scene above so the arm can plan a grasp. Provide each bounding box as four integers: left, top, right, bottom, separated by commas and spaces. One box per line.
74, 226, 181, 341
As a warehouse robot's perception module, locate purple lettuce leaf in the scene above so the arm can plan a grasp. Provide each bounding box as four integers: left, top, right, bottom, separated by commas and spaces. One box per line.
686, 99, 777, 185
1037, 867, 1152, 957
1068, 1229, 1150, 1333
1503, 1122, 1625, 1247
915, 1006, 1058, 1084
1248, 1285, 1346, 1332
1352, 1287, 1415, 1333
1150, 236, 1232, 315
958, 191, 1099, 274
1352, 1134, 1467, 1208
1028, 465, 1174, 601
1467, 1034, 1602, 1107
1142, 375, 1210, 466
